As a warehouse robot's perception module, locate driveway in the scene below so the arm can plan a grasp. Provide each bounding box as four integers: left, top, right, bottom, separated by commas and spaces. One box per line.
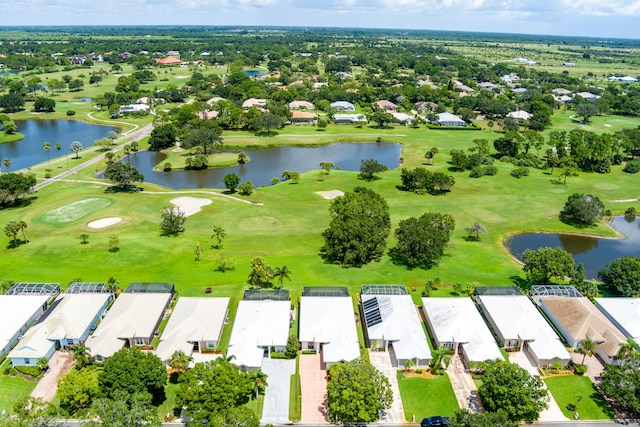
30, 351, 74, 402
445, 354, 483, 412
260, 357, 296, 424
571, 353, 604, 385
299, 353, 328, 423
368, 351, 406, 423
509, 351, 568, 422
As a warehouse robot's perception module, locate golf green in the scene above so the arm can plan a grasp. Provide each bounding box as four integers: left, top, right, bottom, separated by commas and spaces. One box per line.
40, 197, 113, 225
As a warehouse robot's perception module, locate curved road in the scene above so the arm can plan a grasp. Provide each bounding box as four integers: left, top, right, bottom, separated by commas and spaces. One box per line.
33, 123, 154, 191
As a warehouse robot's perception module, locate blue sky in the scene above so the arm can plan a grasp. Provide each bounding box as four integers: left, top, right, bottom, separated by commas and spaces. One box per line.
3, 0, 639, 39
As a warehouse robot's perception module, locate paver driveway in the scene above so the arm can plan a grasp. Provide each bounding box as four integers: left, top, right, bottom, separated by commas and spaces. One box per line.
299, 353, 328, 423
368, 351, 406, 423
30, 351, 74, 402
446, 354, 483, 412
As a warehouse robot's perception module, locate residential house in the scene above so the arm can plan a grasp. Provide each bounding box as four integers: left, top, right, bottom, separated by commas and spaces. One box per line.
333, 113, 367, 124
242, 98, 267, 109
155, 297, 229, 366
227, 290, 291, 370
118, 104, 150, 114
596, 298, 640, 344
299, 287, 360, 369
361, 285, 431, 368
289, 100, 314, 110
9, 283, 112, 367
478, 82, 499, 91
414, 101, 438, 113
575, 92, 601, 102
506, 110, 532, 122
87, 283, 174, 362
155, 57, 183, 66
552, 88, 572, 96
453, 80, 475, 94
391, 112, 414, 125
423, 298, 503, 365
330, 101, 356, 111
374, 100, 398, 112
290, 111, 317, 124
535, 294, 627, 364
477, 289, 571, 367
435, 112, 466, 127
197, 110, 219, 120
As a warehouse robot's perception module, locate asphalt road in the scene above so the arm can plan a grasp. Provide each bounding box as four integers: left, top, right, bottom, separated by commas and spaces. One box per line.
56, 420, 640, 426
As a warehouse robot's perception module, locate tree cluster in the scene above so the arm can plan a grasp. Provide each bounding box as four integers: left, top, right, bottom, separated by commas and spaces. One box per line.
400, 167, 455, 194
559, 193, 605, 226
0, 172, 36, 206
391, 212, 455, 268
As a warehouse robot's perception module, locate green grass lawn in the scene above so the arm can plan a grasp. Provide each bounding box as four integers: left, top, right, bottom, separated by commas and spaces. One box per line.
0, 374, 37, 415
244, 395, 264, 420
544, 375, 614, 420
157, 381, 181, 421
397, 374, 459, 421
289, 360, 301, 422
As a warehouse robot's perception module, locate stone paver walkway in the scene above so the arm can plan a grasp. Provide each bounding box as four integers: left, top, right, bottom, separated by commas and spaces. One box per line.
30, 351, 74, 402
445, 354, 483, 412
571, 353, 604, 385
509, 351, 568, 422
261, 357, 296, 424
299, 353, 328, 423
369, 351, 406, 423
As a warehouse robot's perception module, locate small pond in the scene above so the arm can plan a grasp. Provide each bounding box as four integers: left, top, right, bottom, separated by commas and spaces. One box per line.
506, 215, 640, 279
115, 142, 402, 189
72, 97, 92, 103
1, 120, 119, 171
243, 70, 267, 77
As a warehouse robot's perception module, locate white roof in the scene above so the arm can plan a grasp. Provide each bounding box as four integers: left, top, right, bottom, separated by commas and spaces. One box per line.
242, 98, 267, 108
596, 298, 640, 342
227, 300, 290, 368
299, 296, 360, 364
9, 294, 111, 360
330, 101, 355, 108
155, 297, 230, 363
87, 293, 172, 360
0, 295, 49, 355
479, 295, 570, 362
362, 294, 431, 361
391, 112, 414, 122
422, 298, 503, 363
436, 112, 466, 125
507, 110, 532, 120
575, 92, 601, 99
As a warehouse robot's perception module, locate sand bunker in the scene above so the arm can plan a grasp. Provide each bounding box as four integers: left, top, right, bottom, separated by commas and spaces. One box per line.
88, 217, 122, 229
171, 197, 212, 217
316, 190, 345, 200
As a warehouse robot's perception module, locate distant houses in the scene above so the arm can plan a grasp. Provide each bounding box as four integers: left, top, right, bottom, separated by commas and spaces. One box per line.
506, 110, 532, 122
330, 101, 356, 111
435, 112, 466, 127
374, 100, 397, 112
334, 113, 367, 124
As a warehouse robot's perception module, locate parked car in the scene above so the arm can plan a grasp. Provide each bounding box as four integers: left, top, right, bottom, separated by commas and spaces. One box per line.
421, 416, 450, 427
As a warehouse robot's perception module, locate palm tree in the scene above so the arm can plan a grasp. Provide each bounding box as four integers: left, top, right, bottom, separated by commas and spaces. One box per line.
429, 347, 454, 375
3, 158, 11, 172
105, 151, 115, 163
169, 350, 192, 373
250, 370, 268, 399
17, 220, 27, 243
577, 338, 598, 364
43, 142, 51, 168
211, 226, 225, 249
105, 276, 119, 294
274, 265, 292, 289
37, 357, 49, 372
72, 344, 91, 369
618, 337, 640, 365
4, 220, 19, 248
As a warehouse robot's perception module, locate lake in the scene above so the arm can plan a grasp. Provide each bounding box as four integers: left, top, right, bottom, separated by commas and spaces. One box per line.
506, 215, 640, 279
118, 142, 402, 189
1, 120, 119, 171
243, 70, 267, 77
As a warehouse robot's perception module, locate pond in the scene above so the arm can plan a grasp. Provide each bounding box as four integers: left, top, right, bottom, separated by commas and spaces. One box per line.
72, 97, 92, 103
1, 120, 119, 171
506, 215, 640, 279
243, 70, 267, 77
116, 142, 402, 189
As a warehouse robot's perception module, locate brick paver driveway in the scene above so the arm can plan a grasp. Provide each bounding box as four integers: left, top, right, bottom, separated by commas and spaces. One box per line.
30, 351, 74, 402
300, 353, 328, 423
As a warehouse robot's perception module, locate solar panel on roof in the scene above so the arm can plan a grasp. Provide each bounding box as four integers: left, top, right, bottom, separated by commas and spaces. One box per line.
363, 297, 383, 327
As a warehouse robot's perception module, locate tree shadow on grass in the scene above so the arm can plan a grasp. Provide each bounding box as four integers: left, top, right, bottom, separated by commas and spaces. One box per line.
589, 389, 616, 419
1, 196, 36, 210
387, 247, 437, 270
104, 185, 143, 194
509, 275, 531, 293
5, 239, 27, 250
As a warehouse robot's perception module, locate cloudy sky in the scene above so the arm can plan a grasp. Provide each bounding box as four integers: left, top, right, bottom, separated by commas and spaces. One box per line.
3, 0, 640, 39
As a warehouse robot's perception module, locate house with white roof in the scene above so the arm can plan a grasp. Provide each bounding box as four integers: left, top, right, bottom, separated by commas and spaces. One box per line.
155, 297, 230, 366
330, 101, 356, 111
299, 287, 360, 369
596, 298, 640, 343
0, 283, 58, 360
334, 113, 367, 124
118, 104, 150, 114
506, 110, 532, 122
435, 112, 466, 127
289, 100, 314, 110
242, 98, 267, 109
361, 285, 431, 368
575, 92, 601, 102
9, 283, 112, 367
391, 112, 414, 125
422, 298, 503, 364
477, 288, 571, 367
87, 283, 174, 362
227, 290, 291, 370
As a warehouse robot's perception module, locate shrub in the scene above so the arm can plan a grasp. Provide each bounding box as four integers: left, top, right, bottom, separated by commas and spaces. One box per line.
66, 110, 76, 116
574, 364, 588, 375
163, 162, 172, 172
511, 167, 530, 178
469, 166, 484, 178
415, 368, 423, 374
238, 181, 254, 196
484, 165, 498, 176
625, 206, 637, 218
44, 172, 51, 178
623, 160, 640, 174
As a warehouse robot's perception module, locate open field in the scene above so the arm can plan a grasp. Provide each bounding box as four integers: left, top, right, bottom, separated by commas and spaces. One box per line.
544, 375, 614, 420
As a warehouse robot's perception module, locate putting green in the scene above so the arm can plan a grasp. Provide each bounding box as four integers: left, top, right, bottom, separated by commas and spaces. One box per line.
40, 198, 113, 225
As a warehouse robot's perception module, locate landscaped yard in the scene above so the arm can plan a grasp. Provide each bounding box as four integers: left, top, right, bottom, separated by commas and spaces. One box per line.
0, 373, 37, 414
397, 373, 459, 421
544, 375, 614, 420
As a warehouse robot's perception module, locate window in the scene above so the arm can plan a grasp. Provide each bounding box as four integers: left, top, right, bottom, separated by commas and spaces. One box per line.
24, 359, 30, 365
67, 339, 75, 345
506, 340, 519, 348
207, 342, 215, 349
308, 343, 314, 350
134, 338, 146, 346
444, 342, 455, 350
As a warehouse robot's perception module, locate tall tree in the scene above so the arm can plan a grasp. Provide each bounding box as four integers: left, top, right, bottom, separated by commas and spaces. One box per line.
560, 193, 605, 225
211, 225, 226, 249
392, 212, 455, 268
104, 162, 144, 190
598, 256, 640, 297
4, 220, 19, 248
274, 265, 292, 289
70, 141, 83, 159
326, 358, 393, 424
321, 187, 391, 267
359, 158, 388, 181
160, 206, 186, 236
72, 344, 91, 369
522, 247, 576, 285
577, 339, 598, 365
43, 141, 51, 168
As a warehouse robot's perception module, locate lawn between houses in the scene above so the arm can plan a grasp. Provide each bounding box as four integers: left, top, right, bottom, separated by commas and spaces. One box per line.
544, 375, 614, 420
397, 371, 459, 420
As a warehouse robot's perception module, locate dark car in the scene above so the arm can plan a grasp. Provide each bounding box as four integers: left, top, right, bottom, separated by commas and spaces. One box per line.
420, 416, 450, 427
